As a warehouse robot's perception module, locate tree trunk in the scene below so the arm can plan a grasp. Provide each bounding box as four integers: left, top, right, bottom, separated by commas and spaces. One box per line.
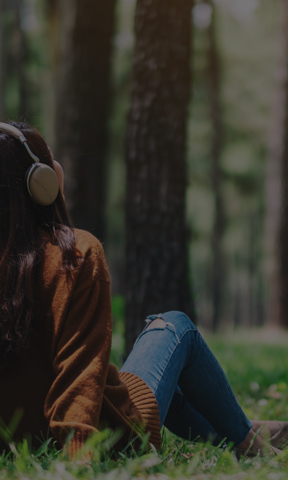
206, 2, 225, 331
278, 0, 288, 327
53, 0, 116, 241
265, 0, 286, 326
0, 0, 5, 119
125, 0, 194, 354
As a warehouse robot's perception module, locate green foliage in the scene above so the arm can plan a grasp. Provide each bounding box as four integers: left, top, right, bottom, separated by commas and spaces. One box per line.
2, 0, 280, 329
188, 0, 280, 328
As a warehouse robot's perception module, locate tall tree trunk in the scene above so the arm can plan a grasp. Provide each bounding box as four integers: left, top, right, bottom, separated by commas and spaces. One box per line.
206, 2, 225, 331
265, 0, 286, 326
0, 0, 5, 119
52, 0, 116, 241
125, 0, 194, 354
278, 0, 288, 327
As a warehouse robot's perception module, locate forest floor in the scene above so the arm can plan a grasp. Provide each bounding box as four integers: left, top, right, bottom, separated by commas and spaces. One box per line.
1, 326, 288, 479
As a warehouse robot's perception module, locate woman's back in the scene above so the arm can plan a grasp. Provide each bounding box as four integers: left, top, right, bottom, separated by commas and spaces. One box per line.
0, 226, 158, 455
0, 228, 112, 449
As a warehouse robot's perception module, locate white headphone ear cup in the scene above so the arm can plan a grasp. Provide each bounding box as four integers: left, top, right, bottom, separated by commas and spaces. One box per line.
26, 163, 59, 206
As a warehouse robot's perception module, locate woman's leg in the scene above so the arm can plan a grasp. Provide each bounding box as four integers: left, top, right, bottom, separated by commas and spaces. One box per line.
163, 386, 222, 445
120, 311, 252, 447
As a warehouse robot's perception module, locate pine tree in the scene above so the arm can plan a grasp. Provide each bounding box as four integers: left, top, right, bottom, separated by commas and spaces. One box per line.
51, 0, 116, 241
125, 0, 195, 354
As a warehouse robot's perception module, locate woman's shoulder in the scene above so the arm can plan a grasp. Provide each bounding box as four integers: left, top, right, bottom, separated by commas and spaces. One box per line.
73, 228, 103, 256
41, 228, 110, 283
72, 229, 110, 283
40, 227, 104, 257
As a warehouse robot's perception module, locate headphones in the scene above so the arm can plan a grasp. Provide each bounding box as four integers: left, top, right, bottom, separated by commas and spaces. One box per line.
0, 122, 59, 206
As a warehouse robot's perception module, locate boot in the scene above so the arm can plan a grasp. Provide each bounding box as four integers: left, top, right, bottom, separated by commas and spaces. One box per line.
251, 420, 288, 449
235, 429, 283, 458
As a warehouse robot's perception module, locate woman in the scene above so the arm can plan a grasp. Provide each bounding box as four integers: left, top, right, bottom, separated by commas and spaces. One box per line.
0, 121, 286, 459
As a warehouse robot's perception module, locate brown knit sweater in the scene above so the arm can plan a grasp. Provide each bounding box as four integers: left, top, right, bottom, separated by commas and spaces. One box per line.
0, 229, 161, 457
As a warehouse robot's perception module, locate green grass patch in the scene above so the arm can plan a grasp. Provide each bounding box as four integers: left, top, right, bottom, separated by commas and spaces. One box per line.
205, 329, 288, 423
1, 328, 288, 478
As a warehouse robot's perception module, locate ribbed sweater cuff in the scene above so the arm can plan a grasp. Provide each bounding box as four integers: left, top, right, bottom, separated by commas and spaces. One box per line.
119, 371, 161, 450
67, 432, 87, 460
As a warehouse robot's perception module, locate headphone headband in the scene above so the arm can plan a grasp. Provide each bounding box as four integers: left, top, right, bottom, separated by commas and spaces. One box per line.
0, 122, 27, 142
0, 122, 40, 164
0, 122, 60, 206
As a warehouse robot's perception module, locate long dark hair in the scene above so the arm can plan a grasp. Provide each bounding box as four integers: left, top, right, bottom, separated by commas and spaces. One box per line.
0, 121, 80, 368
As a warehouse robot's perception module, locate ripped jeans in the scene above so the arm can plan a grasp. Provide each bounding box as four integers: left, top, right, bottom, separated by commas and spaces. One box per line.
120, 311, 252, 447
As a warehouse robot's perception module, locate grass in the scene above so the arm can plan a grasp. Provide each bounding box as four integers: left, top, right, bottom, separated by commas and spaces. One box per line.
1, 323, 288, 478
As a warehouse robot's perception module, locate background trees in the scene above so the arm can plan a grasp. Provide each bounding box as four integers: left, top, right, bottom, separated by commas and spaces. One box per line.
206, 0, 225, 332
49, 0, 116, 241
0, 0, 287, 340
188, 0, 279, 329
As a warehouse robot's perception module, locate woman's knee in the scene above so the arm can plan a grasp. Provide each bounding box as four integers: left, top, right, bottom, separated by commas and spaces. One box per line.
146, 318, 166, 330
148, 311, 197, 336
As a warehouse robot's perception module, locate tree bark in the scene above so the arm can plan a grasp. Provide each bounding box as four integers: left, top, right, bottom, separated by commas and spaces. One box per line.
52, 0, 116, 241
125, 0, 194, 354
206, 2, 225, 332
265, 0, 287, 326
0, 0, 5, 119
278, 0, 288, 327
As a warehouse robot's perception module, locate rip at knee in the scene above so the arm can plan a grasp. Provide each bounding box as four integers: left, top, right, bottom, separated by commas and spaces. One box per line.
146, 318, 166, 330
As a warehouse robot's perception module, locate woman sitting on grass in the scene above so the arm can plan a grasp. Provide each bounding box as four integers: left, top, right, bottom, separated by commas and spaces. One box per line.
0, 121, 286, 459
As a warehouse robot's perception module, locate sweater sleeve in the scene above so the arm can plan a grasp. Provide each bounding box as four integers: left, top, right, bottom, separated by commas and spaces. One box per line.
43, 237, 112, 458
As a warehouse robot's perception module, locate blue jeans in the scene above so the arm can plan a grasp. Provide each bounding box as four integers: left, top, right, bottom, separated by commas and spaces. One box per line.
120, 311, 252, 446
